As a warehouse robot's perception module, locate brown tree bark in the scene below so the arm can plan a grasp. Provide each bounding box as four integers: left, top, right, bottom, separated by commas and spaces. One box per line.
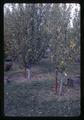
55, 68, 58, 94
24, 67, 27, 78
54, 69, 58, 94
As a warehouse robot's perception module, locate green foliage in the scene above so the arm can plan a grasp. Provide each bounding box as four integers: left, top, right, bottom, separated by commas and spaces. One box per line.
4, 4, 51, 66
4, 4, 80, 69
48, 4, 80, 72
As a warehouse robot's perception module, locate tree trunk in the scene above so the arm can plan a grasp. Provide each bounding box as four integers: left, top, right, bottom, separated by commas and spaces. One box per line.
55, 68, 58, 94
59, 75, 63, 95
26, 68, 31, 80
24, 67, 27, 78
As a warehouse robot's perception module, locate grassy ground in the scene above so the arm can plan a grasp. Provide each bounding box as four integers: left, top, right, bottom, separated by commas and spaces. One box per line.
4, 58, 80, 116
4, 79, 80, 116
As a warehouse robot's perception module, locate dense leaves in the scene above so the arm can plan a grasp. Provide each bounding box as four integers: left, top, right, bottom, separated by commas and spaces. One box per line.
4, 4, 80, 90
4, 4, 51, 67
4, 4, 80, 69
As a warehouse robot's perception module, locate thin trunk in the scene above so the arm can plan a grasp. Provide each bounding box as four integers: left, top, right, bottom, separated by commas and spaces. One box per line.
22, 56, 27, 78
26, 68, 31, 80
65, 29, 67, 48
55, 68, 58, 94
24, 67, 27, 78
59, 76, 63, 95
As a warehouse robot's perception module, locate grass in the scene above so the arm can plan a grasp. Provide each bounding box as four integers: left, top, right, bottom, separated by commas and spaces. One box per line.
4, 79, 80, 116
35, 58, 55, 73
4, 59, 80, 116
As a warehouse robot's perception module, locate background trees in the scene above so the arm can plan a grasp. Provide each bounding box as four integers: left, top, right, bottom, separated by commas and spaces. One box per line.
4, 4, 51, 66
42, 4, 80, 93
4, 3, 80, 89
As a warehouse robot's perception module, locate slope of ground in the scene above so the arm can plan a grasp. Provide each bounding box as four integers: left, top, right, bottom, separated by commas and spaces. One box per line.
4, 58, 80, 116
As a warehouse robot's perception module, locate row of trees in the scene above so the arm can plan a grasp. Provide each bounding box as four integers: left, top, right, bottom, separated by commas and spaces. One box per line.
4, 3, 80, 93
49, 4, 80, 93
